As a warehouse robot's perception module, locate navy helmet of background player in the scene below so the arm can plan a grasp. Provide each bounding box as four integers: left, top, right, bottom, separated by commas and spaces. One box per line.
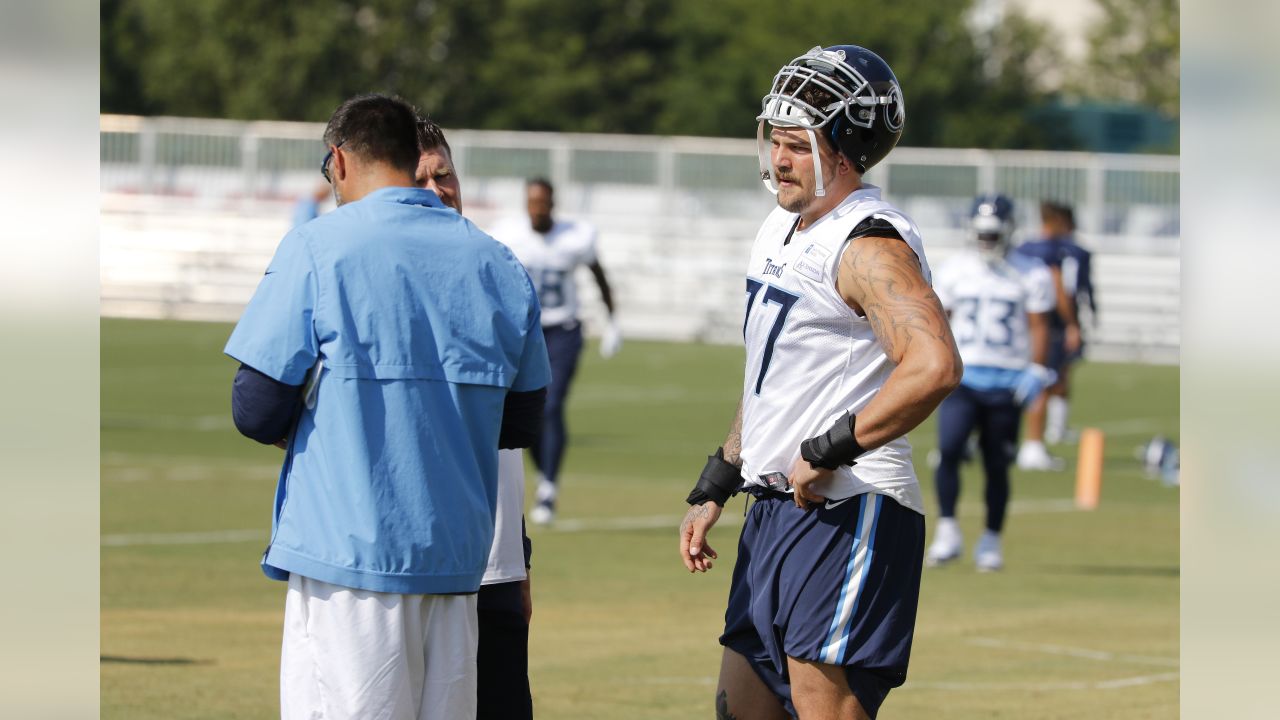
971, 194, 1016, 259
490, 178, 620, 526
681, 44, 961, 720
926, 194, 1055, 572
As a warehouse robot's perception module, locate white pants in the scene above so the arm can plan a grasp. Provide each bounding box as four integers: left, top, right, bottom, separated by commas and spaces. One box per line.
281, 574, 478, 720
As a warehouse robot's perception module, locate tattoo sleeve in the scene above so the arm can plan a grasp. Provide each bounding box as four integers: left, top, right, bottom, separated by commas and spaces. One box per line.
722, 399, 744, 467
835, 234, 962, 449
839, 235, 959, 368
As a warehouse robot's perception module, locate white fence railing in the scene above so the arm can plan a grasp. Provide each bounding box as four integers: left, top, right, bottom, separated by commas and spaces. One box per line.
99, 115, 1180, 364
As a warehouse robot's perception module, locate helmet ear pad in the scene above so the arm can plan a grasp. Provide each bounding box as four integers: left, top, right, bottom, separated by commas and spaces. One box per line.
826, 115, 873, 175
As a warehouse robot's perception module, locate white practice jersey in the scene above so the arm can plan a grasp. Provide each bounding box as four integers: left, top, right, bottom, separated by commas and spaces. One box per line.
483, 449, 527, 585
738, 185, 930, 514
933, 250, 1054, 370
490, 217, 598, 328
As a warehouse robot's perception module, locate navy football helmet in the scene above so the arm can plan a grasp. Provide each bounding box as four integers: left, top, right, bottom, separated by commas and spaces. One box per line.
757, 45, 905, 196
970, 194, 1016, 258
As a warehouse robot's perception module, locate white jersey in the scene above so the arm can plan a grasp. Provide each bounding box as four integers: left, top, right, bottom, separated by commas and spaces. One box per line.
738, 185, 930, 514
933, 250, 1055, 370
490, 217, 599, 328
482, 449, 527, 585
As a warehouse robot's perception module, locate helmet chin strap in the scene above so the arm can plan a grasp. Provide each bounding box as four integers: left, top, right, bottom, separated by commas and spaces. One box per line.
807, 127, 826, 197
755, 121, 829, 198
756, 121, 778, 194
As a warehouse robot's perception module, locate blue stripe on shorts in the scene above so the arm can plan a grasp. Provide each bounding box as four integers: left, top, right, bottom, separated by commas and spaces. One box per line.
821, 493, 882, 664
719, 490, 923, 718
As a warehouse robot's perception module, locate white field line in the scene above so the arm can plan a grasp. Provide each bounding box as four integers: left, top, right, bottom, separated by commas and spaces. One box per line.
1092, 417, 1174, 437
102, 413, 232, 431
102, 529, 264, 547
628, 673, 1180, 692
967, 637, 1179, 668
103, 498, 1084, 547
552, 498, 1077, 534
903, 672, 1180, 692
1094, 672, 1181, 689
100, 411, 1173, 437
552, 514, 746, 533
102, 464, 281, 482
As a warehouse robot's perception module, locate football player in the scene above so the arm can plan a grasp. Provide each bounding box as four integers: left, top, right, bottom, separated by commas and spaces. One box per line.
1014, 201, 1096, 467
926, 194, 1056, 571
490, 179, 621, 525
678, 45, 962, 719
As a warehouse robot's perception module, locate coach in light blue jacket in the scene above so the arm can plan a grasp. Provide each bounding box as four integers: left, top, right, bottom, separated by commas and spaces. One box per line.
224, 94, 550, 720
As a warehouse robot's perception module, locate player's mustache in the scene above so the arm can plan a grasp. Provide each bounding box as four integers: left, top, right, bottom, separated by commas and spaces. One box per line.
774, 171, 800, 184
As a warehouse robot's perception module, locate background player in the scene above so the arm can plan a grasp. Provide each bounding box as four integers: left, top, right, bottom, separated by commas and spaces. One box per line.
491, 179, 621, 525
414, 119, 539, 720
678, 45, 961, 719
1014, 201, 1096, 469
926, 194, 1055, 571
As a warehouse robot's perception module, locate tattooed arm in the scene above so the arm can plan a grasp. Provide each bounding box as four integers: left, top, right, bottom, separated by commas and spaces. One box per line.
722, 398, 744, 467
678, 399, 742, 572
836, 235, 963, 449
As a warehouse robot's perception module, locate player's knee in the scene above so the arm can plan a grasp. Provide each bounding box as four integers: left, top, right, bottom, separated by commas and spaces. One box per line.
937, 443, 967, 464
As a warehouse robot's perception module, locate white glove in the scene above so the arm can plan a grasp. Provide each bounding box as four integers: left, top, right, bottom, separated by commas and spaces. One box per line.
1013, 363, 1057, 407
600, 319, 623, 359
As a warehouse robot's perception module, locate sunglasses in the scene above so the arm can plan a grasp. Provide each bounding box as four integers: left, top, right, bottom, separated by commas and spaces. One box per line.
321, 140, 346, 183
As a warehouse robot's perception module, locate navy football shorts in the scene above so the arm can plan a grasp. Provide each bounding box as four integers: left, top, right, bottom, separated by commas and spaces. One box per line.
719, 490, 924, 718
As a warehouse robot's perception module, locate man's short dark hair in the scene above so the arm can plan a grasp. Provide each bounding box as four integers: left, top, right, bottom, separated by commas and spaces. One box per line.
323, 94, 421, 176
1040, 201, 1075, 229
527, 177, 554, 195
416, 117, 452, 157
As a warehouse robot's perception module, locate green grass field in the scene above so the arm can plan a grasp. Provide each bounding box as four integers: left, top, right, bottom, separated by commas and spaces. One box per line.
101, 317, 1179, 719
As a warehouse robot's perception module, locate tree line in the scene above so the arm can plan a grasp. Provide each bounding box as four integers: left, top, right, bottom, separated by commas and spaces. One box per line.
101, 0, 1177, 151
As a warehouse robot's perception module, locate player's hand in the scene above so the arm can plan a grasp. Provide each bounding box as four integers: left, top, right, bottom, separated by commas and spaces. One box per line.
600, 319, 623, 359
787, 457, 831, 510
1013, 363, 1057, 407
679, 501, 721, 573
520, 575, 532, 625
1065, 323, 1082, 354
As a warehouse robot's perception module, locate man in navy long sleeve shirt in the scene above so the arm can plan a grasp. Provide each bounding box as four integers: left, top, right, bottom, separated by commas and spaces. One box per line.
1012, 201, 1096, 469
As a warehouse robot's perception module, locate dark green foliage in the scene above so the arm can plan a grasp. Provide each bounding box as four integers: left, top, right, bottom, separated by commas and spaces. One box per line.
101, 1, 1078, 149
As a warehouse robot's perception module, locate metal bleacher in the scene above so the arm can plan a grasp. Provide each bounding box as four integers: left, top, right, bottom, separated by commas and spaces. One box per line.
100, 115, 1180, 364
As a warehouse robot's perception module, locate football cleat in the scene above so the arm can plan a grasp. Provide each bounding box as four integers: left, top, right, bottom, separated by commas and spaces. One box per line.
925, 517, 963, 567
529, 502, 555, 527
1016, 441, 1064, 471
974, 531, 1004, 572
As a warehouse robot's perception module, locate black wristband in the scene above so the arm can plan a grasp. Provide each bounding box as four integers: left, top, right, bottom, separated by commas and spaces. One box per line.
685, 447, 742, 506
799, 411, 867, 470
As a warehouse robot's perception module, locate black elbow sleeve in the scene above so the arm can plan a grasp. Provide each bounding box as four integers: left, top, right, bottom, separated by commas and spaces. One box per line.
499, 388, 546, 449
232, 365, 304, 444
